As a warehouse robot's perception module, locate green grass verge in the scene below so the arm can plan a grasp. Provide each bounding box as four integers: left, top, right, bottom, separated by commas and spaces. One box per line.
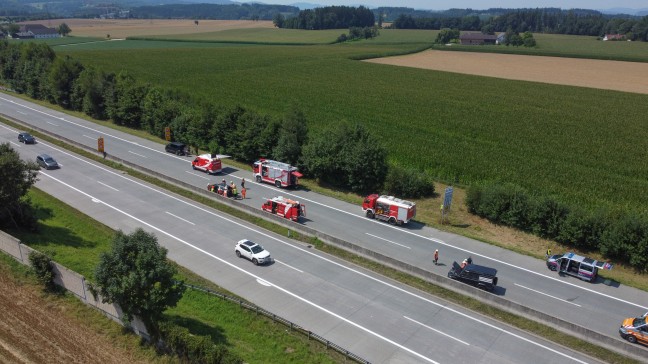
1, 116, 637, 363
53, 36, 648, 214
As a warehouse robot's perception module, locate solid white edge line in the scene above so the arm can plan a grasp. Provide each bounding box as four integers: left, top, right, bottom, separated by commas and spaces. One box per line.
38, 171, 439, 364
185, 171, 210, 180
404, 316, 470, 346
515, 283, 582, 307
4, 96, 644, 310
0, 123, 597, 362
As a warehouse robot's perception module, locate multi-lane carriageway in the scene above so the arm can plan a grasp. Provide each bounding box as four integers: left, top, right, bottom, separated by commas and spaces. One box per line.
1, 92, 646, 362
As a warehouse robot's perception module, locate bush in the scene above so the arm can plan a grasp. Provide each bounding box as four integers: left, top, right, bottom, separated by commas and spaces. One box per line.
28, 251, 56, 291
158, 321, 242, 364
383, 165, 435, 198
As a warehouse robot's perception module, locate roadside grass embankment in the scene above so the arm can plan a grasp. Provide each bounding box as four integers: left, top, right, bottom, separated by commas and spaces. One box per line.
0, 115, 638, 364
53, 35, 648, 217
3, 187, 345, 364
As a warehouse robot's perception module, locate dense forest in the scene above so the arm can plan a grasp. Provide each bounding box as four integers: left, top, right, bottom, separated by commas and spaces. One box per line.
129, 3, 298, 21
390, 8, 648, 41
276, 6, 375, 30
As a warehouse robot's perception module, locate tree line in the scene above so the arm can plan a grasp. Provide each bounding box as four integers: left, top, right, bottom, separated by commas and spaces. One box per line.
274, 6, 375, 30
467, 183, 648, 271
129, 3, 299, 21
391, 9, 648, 41
0, 40, 433, 198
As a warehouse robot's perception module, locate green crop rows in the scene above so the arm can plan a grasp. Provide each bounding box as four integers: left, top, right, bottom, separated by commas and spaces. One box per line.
54, 29, 648, 212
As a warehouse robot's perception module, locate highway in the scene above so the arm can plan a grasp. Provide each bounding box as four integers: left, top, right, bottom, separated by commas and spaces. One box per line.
0, 121, 604, 363
1, 92, 646, 359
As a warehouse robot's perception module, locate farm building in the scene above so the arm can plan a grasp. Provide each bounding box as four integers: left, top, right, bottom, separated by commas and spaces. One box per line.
14, 24, 60, 39
460, 33, 502, 45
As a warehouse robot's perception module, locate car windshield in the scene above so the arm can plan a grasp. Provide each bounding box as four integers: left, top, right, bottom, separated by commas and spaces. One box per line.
45, 158, 55, 163
633, 317, 647, 327
251, 245, 264, 254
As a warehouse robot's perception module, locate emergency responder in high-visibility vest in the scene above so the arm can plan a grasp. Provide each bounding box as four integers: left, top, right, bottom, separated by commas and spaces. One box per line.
546, 248, 551, 258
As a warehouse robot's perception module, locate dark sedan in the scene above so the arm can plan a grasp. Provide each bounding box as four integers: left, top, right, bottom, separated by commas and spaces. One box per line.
18, 132, 35, 144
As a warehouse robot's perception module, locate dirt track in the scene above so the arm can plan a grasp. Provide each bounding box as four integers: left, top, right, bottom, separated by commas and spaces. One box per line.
0, 268, 148, 364
365, 50, 648, 94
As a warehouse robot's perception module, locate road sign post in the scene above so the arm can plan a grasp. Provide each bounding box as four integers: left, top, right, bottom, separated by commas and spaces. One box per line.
97, 137, 104, 153
165, 127, 171, 141
442, 186, 454, 224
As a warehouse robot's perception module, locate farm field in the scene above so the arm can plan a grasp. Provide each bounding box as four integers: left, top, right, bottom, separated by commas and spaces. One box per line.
20, 18, 275, 39
365, 50, 648, 94
54, 32, 648, 213
0, 256, 156, 364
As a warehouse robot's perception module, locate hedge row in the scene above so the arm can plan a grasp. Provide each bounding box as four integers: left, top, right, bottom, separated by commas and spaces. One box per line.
466, 183, 648, 271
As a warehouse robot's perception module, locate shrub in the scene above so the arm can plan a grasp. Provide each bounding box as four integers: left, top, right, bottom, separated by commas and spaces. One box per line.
383, 165, 435, 198
28, 251, 56, 291
158, 321, 242, 364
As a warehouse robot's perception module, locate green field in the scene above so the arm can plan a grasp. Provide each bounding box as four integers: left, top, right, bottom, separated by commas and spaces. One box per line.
438, 33, 648, 62
54, 30, 648, 212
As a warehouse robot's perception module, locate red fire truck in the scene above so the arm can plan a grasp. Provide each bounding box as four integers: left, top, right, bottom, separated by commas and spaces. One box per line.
362, 194, 416, 225
261, 196, 305, 221
192, 154, 228, 175
253, 159, 302, 188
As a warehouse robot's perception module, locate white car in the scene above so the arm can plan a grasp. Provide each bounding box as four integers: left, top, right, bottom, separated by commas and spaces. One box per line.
235, 239, 272, 265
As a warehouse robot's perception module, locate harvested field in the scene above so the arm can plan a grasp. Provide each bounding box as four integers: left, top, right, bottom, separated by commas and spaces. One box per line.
365, 49, 648, 94
0, 264, 151, 364
20, 19, 274, 38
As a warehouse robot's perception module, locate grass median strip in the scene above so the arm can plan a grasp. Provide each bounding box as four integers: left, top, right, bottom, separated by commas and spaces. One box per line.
1, 116, 638, 363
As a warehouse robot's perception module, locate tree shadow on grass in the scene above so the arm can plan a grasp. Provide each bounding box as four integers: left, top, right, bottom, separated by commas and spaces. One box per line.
165, 314, 229, 346
6, 204, 102, 250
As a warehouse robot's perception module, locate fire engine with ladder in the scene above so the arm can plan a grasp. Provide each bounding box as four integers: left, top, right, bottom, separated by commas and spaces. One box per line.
253, 159, 302, 188
362, 194, 416, 225
262, 196, 305, 221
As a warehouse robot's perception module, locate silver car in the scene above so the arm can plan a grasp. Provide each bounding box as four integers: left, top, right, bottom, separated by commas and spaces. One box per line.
36, 154, 59, 170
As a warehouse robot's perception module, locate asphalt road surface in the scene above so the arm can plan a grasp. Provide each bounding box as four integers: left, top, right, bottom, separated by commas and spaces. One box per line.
0, 112, 604, 363
3, 92, 648, 351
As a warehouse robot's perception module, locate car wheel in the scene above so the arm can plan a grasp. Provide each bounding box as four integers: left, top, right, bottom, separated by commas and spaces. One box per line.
176, 150, 182, 155
388, 217, 396, 225
256, 175, 262, 183
275, 180, 281, 188
627, 335, 637, 344
549, 265, 557, 271
235, 250, 241, 258
252, 258, 259, 266
366, 210, 374, 219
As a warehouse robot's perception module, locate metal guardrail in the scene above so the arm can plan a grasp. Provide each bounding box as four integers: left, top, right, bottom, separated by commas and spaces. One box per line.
184, 283, 370, 364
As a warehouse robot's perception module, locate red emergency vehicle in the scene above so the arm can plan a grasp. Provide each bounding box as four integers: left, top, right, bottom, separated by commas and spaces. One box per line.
261, 196, 305, 221
362, 194, 416, 225
253, 159, 302, 188
192, 154, 227, 175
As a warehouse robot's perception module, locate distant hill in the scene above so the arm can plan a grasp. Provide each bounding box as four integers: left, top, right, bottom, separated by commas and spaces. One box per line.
600, 7, 648, 16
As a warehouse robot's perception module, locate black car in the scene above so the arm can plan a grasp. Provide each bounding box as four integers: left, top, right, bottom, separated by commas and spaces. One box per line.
18, 132, 35, 144
36, 154, 59, 170
448, 261, 498, 291
165, 142, 187, 156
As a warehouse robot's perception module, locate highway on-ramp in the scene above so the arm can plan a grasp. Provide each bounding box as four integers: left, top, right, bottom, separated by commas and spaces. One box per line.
0, 119, 603, 363
1, 92, 647, 357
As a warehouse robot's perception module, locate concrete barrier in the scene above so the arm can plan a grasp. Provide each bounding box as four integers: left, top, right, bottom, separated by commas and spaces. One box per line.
3, 114, 645, 361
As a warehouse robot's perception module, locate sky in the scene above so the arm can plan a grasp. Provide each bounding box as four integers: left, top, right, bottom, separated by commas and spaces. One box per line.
272, 1, 648, 11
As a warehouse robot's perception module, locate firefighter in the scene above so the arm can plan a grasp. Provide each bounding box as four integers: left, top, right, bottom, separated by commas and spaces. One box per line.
434, 249, 439, 265
232, 184, 238, 198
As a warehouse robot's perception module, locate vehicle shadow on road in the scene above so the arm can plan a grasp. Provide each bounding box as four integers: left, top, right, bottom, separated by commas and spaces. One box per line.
492, 286, 507, 296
